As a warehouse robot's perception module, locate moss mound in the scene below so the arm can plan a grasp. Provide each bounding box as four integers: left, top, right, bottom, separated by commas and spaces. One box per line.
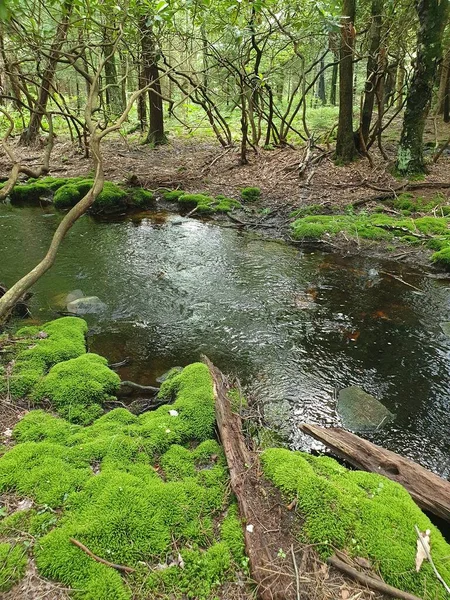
164, 189, 241, 213
8, 317, 88, 399
0, 542, 27, 592
261, 448, 450, 599
33, 353, 121, 424
5, 176, 154, 214
240, 187, 261, 202
0, 363, 246, 599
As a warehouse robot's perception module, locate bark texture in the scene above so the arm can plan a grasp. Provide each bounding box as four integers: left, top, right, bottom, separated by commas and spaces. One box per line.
397, 0, 449, 173
335, 0, 357, 163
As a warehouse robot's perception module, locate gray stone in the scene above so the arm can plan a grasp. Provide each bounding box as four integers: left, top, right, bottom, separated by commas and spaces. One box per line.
337, 386, 394, 432
66, 289, 84, 304
440, 322, 450, 337
66, 296, 106, 315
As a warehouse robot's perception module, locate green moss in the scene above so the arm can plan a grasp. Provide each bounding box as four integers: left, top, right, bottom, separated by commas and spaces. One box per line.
291, 221, 327, 239
431, 247, 450, 269
0, 542, 27, 592
53, 183, 81, 208
163, 189, 186, 201
9, 317, 88, 399
426, 238, 449, 251
240, 187, 261, 202
261, 448, 450, 599
9, 177, 69, 204
33, 354, 120, 424
215, 194, 242, 212
415, 217, 449, 235
0, 363, 247, 599
178, 193, 217, 214
130, 188, 154, 208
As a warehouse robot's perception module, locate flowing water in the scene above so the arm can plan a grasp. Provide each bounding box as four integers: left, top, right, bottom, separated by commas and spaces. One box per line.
2, 205, 450, 477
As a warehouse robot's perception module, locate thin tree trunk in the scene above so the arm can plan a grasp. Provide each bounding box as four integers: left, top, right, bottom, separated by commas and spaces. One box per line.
20, 0, 73, 145
103, 27, 124, 117
436, 48, 450, 115
355, 0, 383, 149
335, 0, 357, 163
140, 17, 166, 146
318, 56, 326, 104
397, 0, 449, 174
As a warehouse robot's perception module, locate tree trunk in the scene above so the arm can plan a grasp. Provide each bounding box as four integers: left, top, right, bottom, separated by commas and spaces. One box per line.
103, 27, 124, 117
335, 0, 357, 163
330, 59, 338, 105
318, 57, 326, 104
140, 17, 166, 146
396, 0, 449, 174
355, 0, 383, 150
436, 47, 450, 115
20, 0, 73, 145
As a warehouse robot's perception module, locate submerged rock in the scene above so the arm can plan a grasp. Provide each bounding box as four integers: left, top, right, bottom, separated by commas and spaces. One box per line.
66, 289, 84, 304
337, 386, 394, 431
440, 322, 450, 337
66, 295, 106, 314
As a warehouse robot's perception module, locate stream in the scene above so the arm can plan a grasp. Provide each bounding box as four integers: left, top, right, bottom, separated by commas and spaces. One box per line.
1, 205, 450, 477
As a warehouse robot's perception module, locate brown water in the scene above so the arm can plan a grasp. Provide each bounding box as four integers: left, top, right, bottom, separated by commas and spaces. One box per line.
1, 205, 450, 477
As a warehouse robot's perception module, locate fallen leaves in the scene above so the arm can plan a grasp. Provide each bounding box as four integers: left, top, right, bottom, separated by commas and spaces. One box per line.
415, 529, 431, 572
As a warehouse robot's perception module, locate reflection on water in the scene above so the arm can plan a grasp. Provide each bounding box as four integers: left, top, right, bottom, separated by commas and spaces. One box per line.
1, 205, 450, 476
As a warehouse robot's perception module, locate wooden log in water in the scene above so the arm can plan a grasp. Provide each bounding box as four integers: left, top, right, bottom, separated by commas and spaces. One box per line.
300, 424, 450, 522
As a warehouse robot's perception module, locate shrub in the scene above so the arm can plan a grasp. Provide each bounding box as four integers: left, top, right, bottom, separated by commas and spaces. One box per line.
241, 187, 261, 202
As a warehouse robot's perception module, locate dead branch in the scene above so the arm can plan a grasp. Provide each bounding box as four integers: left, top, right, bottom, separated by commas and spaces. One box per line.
119, 380, 159, 394
328, 555, 422, 600
300, 424, 450, 522
70, 538, 135, 574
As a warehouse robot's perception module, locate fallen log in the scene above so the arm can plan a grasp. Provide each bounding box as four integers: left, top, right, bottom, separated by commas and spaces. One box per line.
300, 424, 450, 522
203, 356, 295, 600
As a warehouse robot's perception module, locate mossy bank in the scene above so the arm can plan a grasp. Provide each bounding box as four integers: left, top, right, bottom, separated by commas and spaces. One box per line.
1, 317, 450, 599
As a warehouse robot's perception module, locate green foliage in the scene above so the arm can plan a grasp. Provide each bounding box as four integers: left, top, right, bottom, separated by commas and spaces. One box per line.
9, 317, 88, 399
0, 363, 244, 600
33, 354, 121, 424
261, 448, 450, 599
0, 542, 27, 592
290, 204, 328, 218
240, 187, 261, 202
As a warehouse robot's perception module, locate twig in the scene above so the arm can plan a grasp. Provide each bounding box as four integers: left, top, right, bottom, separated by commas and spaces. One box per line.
70, 538, 136, 573
290, 544, 301, 600
380, 271, 423, 292
119, 381, 160, 393
328, 554, 422, 600
414, 525, 450, 594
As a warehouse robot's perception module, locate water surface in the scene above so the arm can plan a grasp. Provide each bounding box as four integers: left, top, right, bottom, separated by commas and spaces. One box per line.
1, 205, 450, 476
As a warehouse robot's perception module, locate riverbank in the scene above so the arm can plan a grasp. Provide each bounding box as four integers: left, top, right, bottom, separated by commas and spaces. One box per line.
1, 317, 450, 599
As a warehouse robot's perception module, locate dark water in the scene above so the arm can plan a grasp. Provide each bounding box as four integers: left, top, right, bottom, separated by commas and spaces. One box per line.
1, 205, 450, 477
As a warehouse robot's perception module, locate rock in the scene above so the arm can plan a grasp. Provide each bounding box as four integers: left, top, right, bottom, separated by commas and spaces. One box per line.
66, 296, 106, 315
337, 386, 394, 432
440, 322, 450, 337
66, 289, 84, 304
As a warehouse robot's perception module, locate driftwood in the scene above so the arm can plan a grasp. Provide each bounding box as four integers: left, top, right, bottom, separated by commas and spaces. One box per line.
300, 424, 450, 522
203, 356, 295, 600
328, 555, 422, 600
118, 380, 159, 395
